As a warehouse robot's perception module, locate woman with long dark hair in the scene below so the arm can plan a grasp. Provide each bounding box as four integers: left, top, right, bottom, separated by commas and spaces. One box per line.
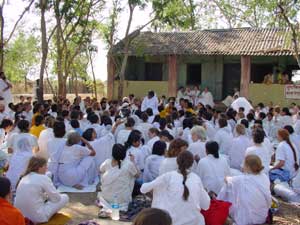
15, 157, 69, 223
141, 151, 210, 225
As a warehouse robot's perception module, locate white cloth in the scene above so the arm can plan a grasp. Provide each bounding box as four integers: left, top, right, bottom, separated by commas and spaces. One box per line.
276, 141, 299, 178
147, 136, 160, 151
278, 115, 293, 128
126, 145, 150, 171
229, 135, 251, 170
231, 97, 253, 115
143, 155, 164, 182
245, 145, 271, 174
37, 128, 54, 159
6, 133, 37, 190
213, 127, 233, 155
218, 173, 272, 225
197, 154, 231, 194
15, 172, 69, 223
203, 120, 216, 140
90, 133, 115, 168
100, 159, 138, 209
188, 140, 207, 159
159, 157, 177, 175
135, 122, 153, 143
0, 79, 12, 110
87, 124, 105, 139
116, 129, 131, 145
58, 145, 97, 187
141, 171, 210, 225
141, 96, 159, 115
200, 91, 214, 107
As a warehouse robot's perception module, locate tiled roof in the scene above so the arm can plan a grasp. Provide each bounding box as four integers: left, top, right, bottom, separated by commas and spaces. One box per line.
111, 27, 294, 56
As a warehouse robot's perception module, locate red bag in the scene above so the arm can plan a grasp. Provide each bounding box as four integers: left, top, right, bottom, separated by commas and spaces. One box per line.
200, 200, 232, 225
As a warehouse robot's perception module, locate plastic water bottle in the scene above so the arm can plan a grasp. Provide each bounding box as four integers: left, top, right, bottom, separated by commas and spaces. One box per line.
111, 195, 120, 220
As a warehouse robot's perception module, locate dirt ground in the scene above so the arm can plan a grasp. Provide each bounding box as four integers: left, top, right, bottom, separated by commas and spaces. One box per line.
60, 193, 300, 225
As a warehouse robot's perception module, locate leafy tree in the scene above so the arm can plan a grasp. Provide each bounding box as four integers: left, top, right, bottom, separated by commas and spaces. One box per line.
4, 32, 39, 91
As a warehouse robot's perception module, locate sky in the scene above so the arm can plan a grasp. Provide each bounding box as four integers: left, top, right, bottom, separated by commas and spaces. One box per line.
4, 0, 153, 82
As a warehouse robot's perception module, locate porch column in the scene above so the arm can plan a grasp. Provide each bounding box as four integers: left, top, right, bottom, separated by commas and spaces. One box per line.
107, 56, 115, 100
240, 56, 251, 98
168, 55, 177, 97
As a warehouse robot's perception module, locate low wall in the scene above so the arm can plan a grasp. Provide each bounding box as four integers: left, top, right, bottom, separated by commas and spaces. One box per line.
249, 84, 300, 106
113, 81, 169, 99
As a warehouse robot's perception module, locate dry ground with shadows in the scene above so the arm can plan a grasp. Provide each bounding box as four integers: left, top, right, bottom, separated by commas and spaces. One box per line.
60, 193, 300, 225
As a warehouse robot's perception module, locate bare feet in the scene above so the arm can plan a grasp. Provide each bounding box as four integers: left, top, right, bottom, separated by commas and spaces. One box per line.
73, 184, 84, 190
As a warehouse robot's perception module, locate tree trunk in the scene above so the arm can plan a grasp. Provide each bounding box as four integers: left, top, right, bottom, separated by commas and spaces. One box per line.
89, 50, 97, 100
0, 3, 4, 72
74, 71, 78, 97
117, 4, 134, 100
38, 0, 47, 103
24, 76, 27, 92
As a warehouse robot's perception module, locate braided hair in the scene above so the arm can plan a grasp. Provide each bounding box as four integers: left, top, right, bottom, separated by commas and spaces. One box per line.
176, 151, 194, 201
112, 144, 126, 169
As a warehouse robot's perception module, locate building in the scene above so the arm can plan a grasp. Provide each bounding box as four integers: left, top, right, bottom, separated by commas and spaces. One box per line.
108, 27, 299, 105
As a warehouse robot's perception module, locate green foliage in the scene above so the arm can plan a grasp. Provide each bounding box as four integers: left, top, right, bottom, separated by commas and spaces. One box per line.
4, 33, 39, 82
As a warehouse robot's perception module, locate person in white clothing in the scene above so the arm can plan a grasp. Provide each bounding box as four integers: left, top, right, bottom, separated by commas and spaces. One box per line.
213, 118, 233, 155
245, 128, 271, 174
188, 125, 207, 162
197, 141, 231, 195
141, 151, 210, 225
100, 144, 139, 210
147, 127, 160, 150
0, 72, 13, 111
116, 117, 135, 145
82, 128, 115, 168
6, 120, 38, 191
143, 141, 166, 182
229, 124, 251, 170
284, 125, 300, 163
141, 91, 159, 115
218, 154, 272, 225
58, 132, 97, 189
37, 116, 55, 159
47, 121, 67, 187
87, 114, 104, 139
271, 129, 299, 179
159, 139, 188, 175
135, 113, 153, 143
15, 157, 69, 223
200, 87, 214, 108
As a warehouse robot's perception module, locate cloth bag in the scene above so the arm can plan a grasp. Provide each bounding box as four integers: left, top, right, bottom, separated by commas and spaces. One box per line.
200, 199, 231, 225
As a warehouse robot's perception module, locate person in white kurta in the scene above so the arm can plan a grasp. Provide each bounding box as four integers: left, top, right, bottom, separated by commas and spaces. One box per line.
147, 128, 160, 150
58, 132, 97, 188
271, 129, 299, 178
37, 117, 55, 159
135, 113, 153, 143
141, 151, 210, 225
218, 155, 272, 225
6, 120, 38, 191
245, 128, 271, 175
200, 87, 214, 108
213, 118, 233, 155
188, 126, 207, 160
82, 128, 115, 168
197, 141, 231, 194
229, 124, 252, 170
159, 139, 188, 175
100, 144, 138, 210
143, 141, 166, 182
141, 91, 159, 115
0, 73, 13, 111
116, 117, 135, 145
15, 157, 69, 223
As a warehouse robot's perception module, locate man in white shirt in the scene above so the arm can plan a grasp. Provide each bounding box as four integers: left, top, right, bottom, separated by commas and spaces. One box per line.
200, 87, 214, 108
141, 91, 159, 115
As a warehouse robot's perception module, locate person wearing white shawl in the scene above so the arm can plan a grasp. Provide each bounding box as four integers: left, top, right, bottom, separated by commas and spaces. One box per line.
15, 157, 69, 223
231, 97, 253, 115
86, 114, 104, 139
197, 141, 230, 195
135, 112, 153, 143
82, 128, 115, 168
37, 116, 55, 159
143, 141, 166, 182
6, 120, 38, 191
141, 91, 159, 115
100, 144, 139, 210
147, 127, 160, 151
47, 121, 66, 187
188, 126, 207, 168
141, 151, 210, 225
200, 87, 214, 108
57, 132, 97, 189
218, 155, 271, 225
229, 124, 252, 170
116, 117, 135, 145
213, 118, 233, 155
